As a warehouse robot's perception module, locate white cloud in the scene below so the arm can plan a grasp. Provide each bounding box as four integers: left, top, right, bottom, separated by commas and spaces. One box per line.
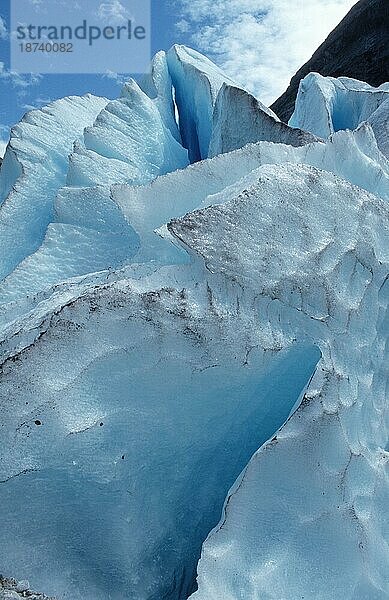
0, 62, 42, 96
176, 0, 357, 105
27, 0, 81, 14
21, 96, 53, 111
97, 0, 132, 25
102, 69, 128, 86
28, 0, 46, 14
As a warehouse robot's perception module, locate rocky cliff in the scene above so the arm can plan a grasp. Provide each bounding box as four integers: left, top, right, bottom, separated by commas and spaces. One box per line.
271, 0, 389, 121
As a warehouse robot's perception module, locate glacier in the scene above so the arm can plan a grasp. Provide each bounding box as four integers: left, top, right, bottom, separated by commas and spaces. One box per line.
289, 73, 389, 152
0, 44, 387, 600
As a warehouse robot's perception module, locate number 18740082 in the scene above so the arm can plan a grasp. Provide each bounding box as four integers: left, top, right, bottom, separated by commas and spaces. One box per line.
19, 42, 73, 53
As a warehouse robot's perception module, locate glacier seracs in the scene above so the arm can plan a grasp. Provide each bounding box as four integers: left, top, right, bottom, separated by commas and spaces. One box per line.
0, 45, 387, 600
68, 76, 188, 188
289, 73, 389, 144
369, 97, 389, 159
0, 95, 107, 280
208, 83, 318, 157
166, 45, 238, 162
139, 50, 182, 143
112, 123, 389, 268
0, 61, 189, 312
3, 121, 385, 318
169, 163, 389, 599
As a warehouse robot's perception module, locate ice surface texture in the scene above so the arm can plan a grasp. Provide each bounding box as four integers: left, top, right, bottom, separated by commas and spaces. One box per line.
0, 95, 108, 281
172, 165, 389, 598
209, 83, 318, 157
0, 576, 55, 599
0, 44, 387, 600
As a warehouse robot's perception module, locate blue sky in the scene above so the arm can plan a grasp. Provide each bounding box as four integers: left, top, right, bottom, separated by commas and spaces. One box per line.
0, 0, 357, 155
0, 0, 180, 145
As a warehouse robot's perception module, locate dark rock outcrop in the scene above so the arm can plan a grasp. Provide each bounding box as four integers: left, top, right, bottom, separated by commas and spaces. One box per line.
271, 0, 389, 122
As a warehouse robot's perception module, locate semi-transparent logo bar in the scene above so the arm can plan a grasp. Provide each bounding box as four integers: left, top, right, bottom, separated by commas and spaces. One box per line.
11, 0, 151, 74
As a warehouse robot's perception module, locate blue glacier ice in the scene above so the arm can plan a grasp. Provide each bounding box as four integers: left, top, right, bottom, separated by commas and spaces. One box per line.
0, 68, 188, 312
368, 97, 389, 159
166, 45, 238, 162
0, 45, 387, 600
139, 50, 182, 143
173, 163, 389, 599
0, 576, 55, 599
209, 83, 318, 157
0, 95, 108, 279
289, 72, 389, 141
68, 77, 188, 188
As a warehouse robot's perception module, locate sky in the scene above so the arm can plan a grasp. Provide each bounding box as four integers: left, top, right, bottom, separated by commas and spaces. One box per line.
0, 0, 357, 156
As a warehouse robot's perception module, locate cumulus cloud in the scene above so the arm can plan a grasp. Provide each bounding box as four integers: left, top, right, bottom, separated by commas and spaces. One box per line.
25, 0, 85, 16
102, 69, 129, 86
27, 0, 47, 13
97, 0, 131, 25
0, 62, 42, 97
176, 0, 357, 105
21, 96, 54, 111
